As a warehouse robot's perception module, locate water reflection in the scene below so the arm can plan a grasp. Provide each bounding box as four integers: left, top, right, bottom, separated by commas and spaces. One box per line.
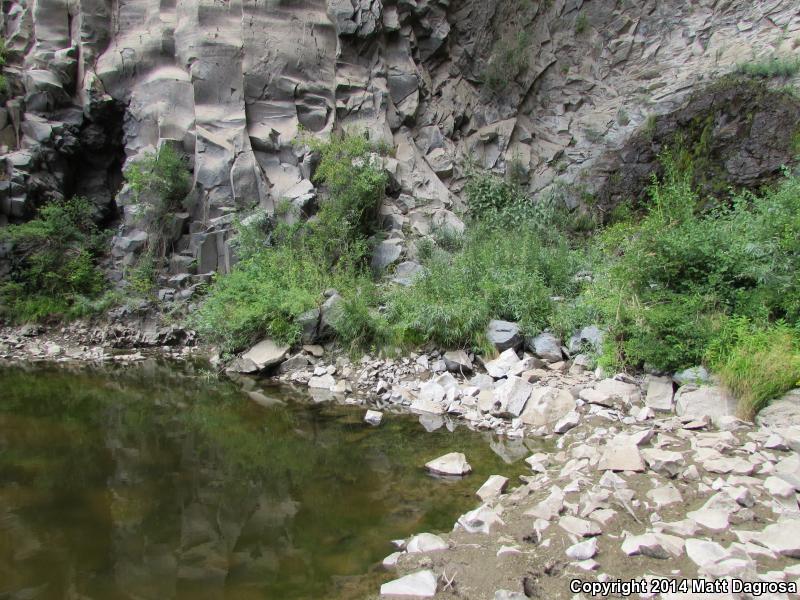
0, 361, 533, 600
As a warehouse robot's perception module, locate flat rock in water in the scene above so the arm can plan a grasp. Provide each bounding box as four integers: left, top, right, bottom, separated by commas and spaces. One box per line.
406, 532, 448, 553
425, 452, 472, 476
380, 570, 438, 597
240, 339, 290, 370
364, 410, 383, 426
308, 374, 335, 390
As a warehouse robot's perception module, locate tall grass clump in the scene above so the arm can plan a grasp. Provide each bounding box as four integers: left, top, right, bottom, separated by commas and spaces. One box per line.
735, 54, 800, 78
706, 319, 800, 420
193, 132, 388, 354
0, 197, 109, 322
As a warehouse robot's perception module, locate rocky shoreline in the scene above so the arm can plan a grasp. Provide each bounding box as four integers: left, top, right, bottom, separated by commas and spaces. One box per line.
4, 324, 800, 600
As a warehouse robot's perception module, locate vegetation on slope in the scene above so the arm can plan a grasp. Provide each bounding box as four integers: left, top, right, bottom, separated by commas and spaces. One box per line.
0, 197, 110, 321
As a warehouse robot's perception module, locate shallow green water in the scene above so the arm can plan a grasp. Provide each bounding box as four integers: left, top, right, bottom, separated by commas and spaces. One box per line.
0, 360, 535, 600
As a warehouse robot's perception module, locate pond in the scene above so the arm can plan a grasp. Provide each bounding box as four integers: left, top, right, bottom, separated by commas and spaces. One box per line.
0, 360, 537, 599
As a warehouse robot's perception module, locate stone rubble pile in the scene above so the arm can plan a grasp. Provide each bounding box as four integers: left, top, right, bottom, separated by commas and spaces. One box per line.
366, 349, 800, 598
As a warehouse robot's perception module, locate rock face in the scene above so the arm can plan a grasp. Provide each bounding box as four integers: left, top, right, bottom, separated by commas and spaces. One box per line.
2, 0, 799, 295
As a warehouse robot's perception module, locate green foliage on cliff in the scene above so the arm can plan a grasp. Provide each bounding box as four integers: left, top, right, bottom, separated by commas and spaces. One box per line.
193, 132, 387, 353
735, 54, 800, 79
0, 197, 108, 322
123, 144, 192, 293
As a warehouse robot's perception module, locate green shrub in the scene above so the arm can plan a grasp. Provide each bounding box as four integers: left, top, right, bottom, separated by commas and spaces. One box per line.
194, 132, 388, 353
707, 318, 800, 419
0, 38, 8, 93
0, 197, 107, 322
587, 151, 800, 373
484, 31, 531, 92
575, 12, 589, 34
123, 145, 191, 292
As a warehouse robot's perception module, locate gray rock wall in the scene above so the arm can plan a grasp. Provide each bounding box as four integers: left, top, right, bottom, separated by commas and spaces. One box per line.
1, 0, 798, 288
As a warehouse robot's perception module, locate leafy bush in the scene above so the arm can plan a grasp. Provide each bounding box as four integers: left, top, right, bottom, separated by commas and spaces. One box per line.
0, 38, 8, 93
194, 132, 387, 353
0, 197, 107, 322
122, 144, 191, 292
588, 152, 800, 374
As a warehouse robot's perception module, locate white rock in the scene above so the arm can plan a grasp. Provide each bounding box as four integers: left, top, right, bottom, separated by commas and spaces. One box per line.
647, 484, 683, 509
477, 475, 509, 502
520, 386, 576, 429
687, 508, 729, 531
675, 386, 737, 424
491, 376, 533, 417
686, 538, 729, 568
382, 551, 403, 568
559, 515, 601, 538
496, 545, 522, 557
425, 452, 472, 476
597, 445, 645, 472
364, 410, 383, 426
754, 520, 800, 557
458, 504, 504, 534
239, 338, 290, 370
645, 376, 674, 412
484, 349, 521, 379
554, 411, 581, 434
407, 533, 448, 553
380, 570, 438, 597
641, 448, 685, 477
308, 374, 336, 389
566, 537, 598, 560
622, 533, 683, 559
765, 476, 796, 498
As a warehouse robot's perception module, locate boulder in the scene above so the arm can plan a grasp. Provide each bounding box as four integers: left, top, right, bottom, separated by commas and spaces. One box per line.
645, 376, 674, 412
231, 339, 289, 372
380, 570, 437, 597
756, 389, 800, 429
568, 326, 605, 354
364, 410, 383, 426
673, 366, 712, 386
406, 533, 448, 553
486, 320, 523, 352
443, 350, 473, 373
476, 475, 509, 502
308, 374, 336, 390
425, 452, 472, 476
675, 386, 737, 423
597, 445, 645, 472
526, 332, 563, 363
520, 386, 577, 429
484, 348, 521, 379
372, 240, 402, 272
490, 376, 533, 417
